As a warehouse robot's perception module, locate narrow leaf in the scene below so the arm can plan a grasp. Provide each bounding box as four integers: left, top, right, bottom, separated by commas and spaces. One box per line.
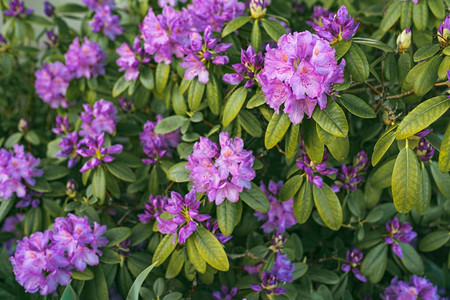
152, 234, 177, 267
416, 164, 431, 215
112, 75, 132, 98
279, 175, 304, 202
316, 125, 349, 162
418, 230, 450, 252
293, 181, 313, 224
312, 100, 348, 137
352, 37, 394, 52
222, 86, 248, 126
400, 243, 424, 275
154, 115, 186, 134
372, 127, 397, 166
240, 182, 270, 213
222, 16, 251, 37
126, 262, 157, 300
302, 119, 324, 164
155, 63, 171, 95
167, 161, 190, 182
438, 123, 450, 172
186, 236, 206, 273
106, 161, 136, 182
264, 112, 290, 149
194, 227, 229, 271
261, 18, 286, 42
217, 201, 238, 236
338, 94, 376, 119
312, 183, 343, 231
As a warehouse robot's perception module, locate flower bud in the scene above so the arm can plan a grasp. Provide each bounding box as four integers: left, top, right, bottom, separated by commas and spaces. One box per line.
44, 1, 55, 17
396, 28, 411, 52
18, 118, 29, 132
438, 15, 450, 46
119, 98, 133, 113
66, 178, 77, 198
249, 0, 268, 19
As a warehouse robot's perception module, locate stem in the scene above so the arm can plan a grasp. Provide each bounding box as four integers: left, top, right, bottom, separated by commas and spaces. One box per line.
275, 144, 285, 155
365, 81, 382, 95
385, 89, 414, 100
203, 119, 215, 128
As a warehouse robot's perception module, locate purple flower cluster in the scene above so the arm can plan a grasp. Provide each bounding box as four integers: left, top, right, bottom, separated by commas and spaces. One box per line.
186, 132, 255, 205
82, 0, 115, 11
438, 15, 450, 46
139, 116, 180, 165
3, 0, 33, 17
414, 130, 435, 162
138, 194, 168, 223
65, 37, 106, 79
254, 180, 297, 233
80, 100, 118, 137
157, 191, 210, 244
341, 248, 366, 282
180, 26, 231, 84
0, 145, 43, 200
385, 217, 417, 258
223, 45, 264, 88
18, 118, 29, 132
213, 285, 238, 300
10, 214, 108, 295
116, 37, 150, 81
257, 31, 345, 124
77, 132, 123, 172
57, 132, 79, 168
296, 144, 337, 188
89, 5, 123, 40
381, 275, 440, 300
34, 62, 71, 109
332, 150, 369, 193
311, 5, 359, 43
305, 6, 331, 27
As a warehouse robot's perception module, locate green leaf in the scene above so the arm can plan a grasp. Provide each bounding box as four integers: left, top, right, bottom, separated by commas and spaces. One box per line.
166, 249, 185, 279
217, 201, 238, 236
413, 52, 443, 97
312, 100, 348, 137
398, 52, 413, 85
61, 282, 79, 300
316, 125, 349, 162
4, 132, 23, 149
153, 234, 177, 267
438, 56, 450, 80
222, 86, 248, 126
312, 183, 343, 231
172, 84, 187, 116
31, 177, 52, 193
438, 123, 450, 172
126, 262, 157, 300
246, 90, 266, 109
56, 3, 88, 13
222, 16, 251, 37
261, 18, 286, 42
72, 269, 94, 281
343, 43, 369, 82
112, 75, 132, 98
396, 95, 449, 139
429, 160, 450, 197
194, 226, 229, 271
285, 123, 300, 159
187, 78, 206, 111
413, 0, 428, 31
186, 236, 206, 273
369, 159, 395, 189
332, 40, 352, 60
302, 119, 324, 164
265, 112, 290, 149
130, 223, 153, 247
399, 243, 424, 275
400, 0, 412, 30
79, 266, 108, 300
140, 67, 155, 90
419, 230, 450, 252
338, 94, 376, 119
251, 20, 261, 53
155, 63, 171, 95
372, 126, 397, 166
413, 44, 441, 62
352, 37, 394, 52
100, 248, 121, 264
25, 14, 52, 26
106, 161, 136, 182
42, 165, 70, 181
308, 268, 339, 285
25, 130, 40, 145
206, 73, 223, 115
105, 227, 132, 247
293, 181, 313, 224
379, 1, 401, 33
416, 164, 431, 215
167, 161, 190, 182
24, 207, 42, 236
239, 182, 270, 213
0, 198, 14, 223
92, 167, 106, 203
154, 115, 186, 134
428, 0, 446, 19
361, 243, 388, 278
279, 175, 304, 202
392, 147, 421, 214
239, 110, 263, 137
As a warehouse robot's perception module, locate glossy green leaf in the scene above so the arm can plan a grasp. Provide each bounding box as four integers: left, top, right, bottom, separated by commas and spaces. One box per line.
429, 160, 450, 197
4, 132, 23, 149
100, 248, 121, 264
217, 200, 238, 236
308, 268, 339, 285
438, 56, 450, 80
372, 126, 397, 166
369, 159, 395, 189
25, 130, 39, 145
0, 198, 14, 224
264, 112, 290, 149
206, 73, 223, 115
338, 94, 376, 119
413, 43, 441, 62
105, 227, 132, 247
312, 100, 348, 137
24, 207, 42, 236
42, 165, 70, 181
112, 75, 132, 98
246, 90, 266, 109
155, 63, 171, 95
106, 161, 136, 182
400, 0, 412, 29
316, 125, 349, 162
187, 78, 206, 111
194, 226, 229, 271
61, 282, 79, 300
438, 123, 450, 172
140, 67, 155, 90
332, 40, 352, 60
239, 110, 263, 138
416, 164, 431, 215
293, 181, 313, 224
379, 1, 401, 33
56, 3, 88, 13
166, 249, 185, 279
344, 43, 370, 82
153, 234, 177, 267
222, 16, 251, 37
285, 123, 300, 159
302, 119, 324, 164
126, 262, 157, 300
167, 161, 190, 182
428, 0, 446, 19
413, 0, 428, 31
261, 18, 286, 42
413, 54, 443, 97
400, 243, 424, 275
419, 230, 450, 252
352, 37, 394, 52
186, 236, 206, 273
222, 86, 247, 126
154, 115, 186, 134
398, 52, 413, 84
312, 183, 343, 231
80, 266, 108, 300
361, 243, 388, 279
72, 269, 94, 281
251, 20, 261, 53
240, 182, 270, 213
92, 167, 106, 203
279, 175, 304, 202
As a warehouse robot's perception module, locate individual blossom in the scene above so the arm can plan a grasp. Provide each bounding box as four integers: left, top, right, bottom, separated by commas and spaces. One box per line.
250, 271, 286, 296
82, 0, 115, 10
397, 28, 411, 52
204, 220, 232, 243
332, 150, 369, 193
44, 1, 55, 17
273, 253, 294, 282
212, 285, 239, 300
89, 5, 123, 40
414, 129, 435, 162
3, 0, 33, 17
139, 116, 180, 165
157, 191, 210, 244
79, 100, 118, 137
249, 0, 269, 19
44, 30, 58, 47
311, 5, 359, 43
244, 263, 263, 276
116, 37, 150, 81
187, 0, 245, 32
1, 213, 24, 254
223, 45, 264, 88
341, 249, 366, 282
52, 115, 71, 135
138, 194, 168, 223
35, 62, 71, 109
0, 145, 43, 200
18, 118, 29, 132
257, 31, 345, 124
57, 132, 80, 168
254, 180, 297, 233
381, 275, 440, 300
186, 132, 256, 205
16, 189, 41, 208
385, 217, 417, 258
180, 26, 232, 84
65, 37, 106, 79
76, 132, 123, 172
438, 15, 450, 46
305, 6, 330, 27
296, 143, 337, 188
118, 98, 133, 113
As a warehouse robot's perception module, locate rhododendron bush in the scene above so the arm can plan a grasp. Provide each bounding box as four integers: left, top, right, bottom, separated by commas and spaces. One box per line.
0, 0, 450, 298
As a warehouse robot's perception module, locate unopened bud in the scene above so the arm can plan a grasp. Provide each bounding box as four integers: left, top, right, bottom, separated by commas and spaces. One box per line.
396, 28, 411, 52
66, 178, 77, 198
249, 0, 268, 19
119, 98, 133, 113
18, 118, 29, 132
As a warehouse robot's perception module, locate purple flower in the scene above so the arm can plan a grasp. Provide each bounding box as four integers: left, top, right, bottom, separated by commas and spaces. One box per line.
44, 30, 58, 47
311, 5, 359, 43
296, 143, 337, 188
119, 98, 134, 113
212, 285, 238, 300
257, 31, 345, 124
1, 213, 24, 254
415, 138, 435, 162
116, 37, 150, 81
204, 220, 232, 243
341, 249, 366, 282
18, 118, 29, 132
82, 0, 115, 10
0, 145, 43, 200
52, 116, 71, 135
158, 0, 178, 7
76, 132, 123, 172
381, 275, 441, 300
187, 0, 245, 32
44, 1, 55, 17
57, 132, 79, 168
223, 45, 264, 88
180, 26, 231, 84
353, 150, 369, 172
89, 6, 123, 40
157, 191, 211, 244
16, 189, 41, 208
139, 116, 180, 165
64, 37, 106, 79
250, 271, 286, 296
254, 180, 297, 233
0, 34, 7, 45
186, 132, 255, 205
274, 253, 294, 282
332, 151, 368, 193
80, 100, 118, 138
35, 62, 71, 109
385, 217, 417, 258
3, 0, 33, 17
138, 194, 168, 223
66, 178, 77, 198
438, 15, 450, 46
306, 6, 330, 27
400, 0, 419, 4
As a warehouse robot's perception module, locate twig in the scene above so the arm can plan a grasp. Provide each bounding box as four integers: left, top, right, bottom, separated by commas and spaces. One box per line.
275, 144, 285, 155
203, 119, 215, 128
385, 89, 414, 100
365, 81, 382, 95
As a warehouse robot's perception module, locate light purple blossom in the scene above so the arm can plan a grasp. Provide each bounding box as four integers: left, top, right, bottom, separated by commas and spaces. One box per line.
381, 275, 441, 300
257, 31, 345, 124
306, 6, 331, 27
273, 253, 294, 282
156, 191, 210, 244
16, 189, 41, 208
0, 145, 43, 200
35, 62, 71, 109
89, 5, 123, 40
80, 100, 118, 137
385, 217, 417, 258
57, 132, 80, 169
311, 5, 359, 43
254, 180, 297, 233
64, 37, 106, 79
400, 0, 419, 4
332, 150, 369, 193
82, 0, 115, 11
212, 285, 238, 300
223, 45, 264, 88
44, 1, 54, 17
52, 116, 71, 135
186, 132, 255, 205
341, 249, 366, 282
296, 143, 337, 188
138, 194, 168, 223
3, 0, 33, 17
116, 37, 150, 81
